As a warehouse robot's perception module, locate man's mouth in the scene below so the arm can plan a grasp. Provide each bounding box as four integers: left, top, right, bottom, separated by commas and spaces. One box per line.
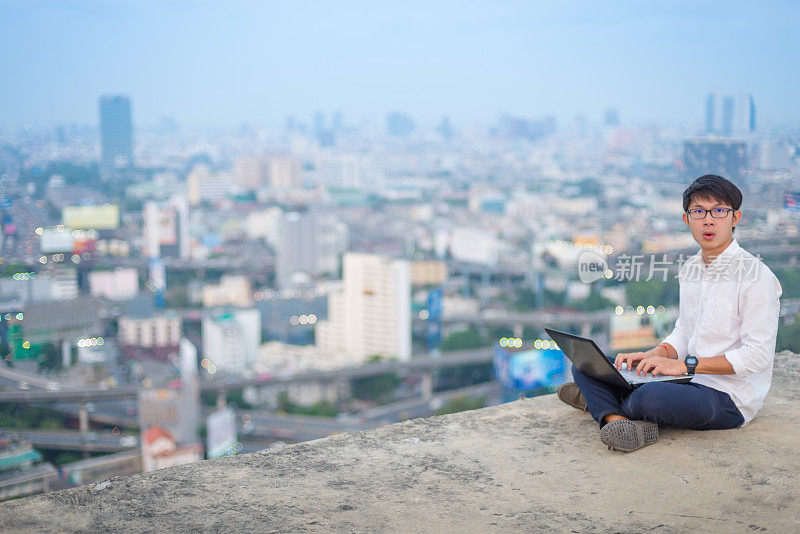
702, 232, 716, 240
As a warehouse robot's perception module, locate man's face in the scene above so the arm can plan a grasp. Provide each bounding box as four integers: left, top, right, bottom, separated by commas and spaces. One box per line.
682, 195, 742, 252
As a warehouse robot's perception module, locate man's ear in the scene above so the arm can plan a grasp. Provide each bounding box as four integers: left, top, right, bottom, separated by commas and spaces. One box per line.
682, 212, 690, 227
733, 209, 742, 227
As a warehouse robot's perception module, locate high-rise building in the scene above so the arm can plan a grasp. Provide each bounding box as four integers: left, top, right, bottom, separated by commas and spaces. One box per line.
142, 198, 190, 259
604, 108, 620, 127
703, 91, 756, 135
683, 139, 748, 183
438, 116, 454, 140
722, 96, 734, 136
316, 253, 411, 363
99, 95, 134, 177
734, 92, 756, 133
275, 209, 348, 288
202, 308, 261, 372
386, 112, 415, 136
178, 338, 201, 446
705, 92, 716, 133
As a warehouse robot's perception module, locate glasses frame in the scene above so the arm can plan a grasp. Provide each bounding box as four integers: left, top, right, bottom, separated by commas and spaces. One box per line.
685, 208, 735, 220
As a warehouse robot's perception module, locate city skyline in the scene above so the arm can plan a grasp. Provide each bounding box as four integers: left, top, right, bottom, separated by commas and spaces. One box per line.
1, 1, 799, 130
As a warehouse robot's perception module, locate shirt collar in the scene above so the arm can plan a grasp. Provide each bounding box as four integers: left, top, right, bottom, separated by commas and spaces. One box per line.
702, 237, 740, 273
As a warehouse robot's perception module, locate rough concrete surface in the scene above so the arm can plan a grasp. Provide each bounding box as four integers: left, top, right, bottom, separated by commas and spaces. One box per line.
2, 351, 798, 533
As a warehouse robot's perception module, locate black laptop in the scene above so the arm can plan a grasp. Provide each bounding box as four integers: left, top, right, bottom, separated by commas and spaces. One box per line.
544, 328, 692, 390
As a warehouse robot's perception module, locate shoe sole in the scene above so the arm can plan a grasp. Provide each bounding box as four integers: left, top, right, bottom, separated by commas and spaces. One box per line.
600, 420, 659, 452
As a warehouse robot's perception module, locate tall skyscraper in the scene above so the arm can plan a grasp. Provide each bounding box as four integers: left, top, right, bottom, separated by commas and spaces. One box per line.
603, 108, 620, 127
276, 209, 348, 288
316, 252, 411, 363
721, 96, 734, 136
734, 92, 756, 133
705, 92, 716, 133
386, 112, 415, 136
99, 95, 134, 177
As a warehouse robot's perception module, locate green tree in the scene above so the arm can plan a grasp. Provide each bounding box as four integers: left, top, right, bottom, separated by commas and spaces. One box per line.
276, 390, 338, 417
777, 320, 800, 353
625, 278, 679, 308
437, 363, 493, 389
775, 269, 800, 299
434, 395, 486, 416
37, 343, 62, 372
350, 355, 402, 402
571, 289, 615, 312
442, 327, 490, 352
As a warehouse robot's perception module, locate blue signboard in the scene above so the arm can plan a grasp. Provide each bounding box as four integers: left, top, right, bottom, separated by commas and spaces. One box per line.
494, 345, 566, 402
785, 192, 800, 213
426, 287, 443, 352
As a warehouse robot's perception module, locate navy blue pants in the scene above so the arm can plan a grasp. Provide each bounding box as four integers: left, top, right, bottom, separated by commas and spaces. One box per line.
571, 365, 744, 430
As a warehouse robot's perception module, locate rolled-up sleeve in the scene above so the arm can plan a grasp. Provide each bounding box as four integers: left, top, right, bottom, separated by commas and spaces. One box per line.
724, 266, 782, 377
662, 313, 689, 359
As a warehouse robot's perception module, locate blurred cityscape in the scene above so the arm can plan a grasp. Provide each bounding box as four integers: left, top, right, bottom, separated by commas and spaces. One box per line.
2, 3, 800, 501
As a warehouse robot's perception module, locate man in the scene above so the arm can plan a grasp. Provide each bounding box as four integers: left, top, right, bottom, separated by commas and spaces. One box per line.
557, 174, 782, 452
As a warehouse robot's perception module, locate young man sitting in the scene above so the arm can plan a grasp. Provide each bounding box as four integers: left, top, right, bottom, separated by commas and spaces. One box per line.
557, 174, 782, 452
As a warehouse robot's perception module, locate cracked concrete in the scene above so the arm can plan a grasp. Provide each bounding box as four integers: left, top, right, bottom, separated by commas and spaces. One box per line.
1, 351, 798, 533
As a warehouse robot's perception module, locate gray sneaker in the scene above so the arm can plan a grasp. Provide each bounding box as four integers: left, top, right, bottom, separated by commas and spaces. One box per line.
557, 382, 587, 411
600, 419, 659, 452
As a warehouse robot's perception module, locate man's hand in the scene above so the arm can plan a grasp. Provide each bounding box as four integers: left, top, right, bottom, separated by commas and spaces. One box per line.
635, 356, 688, 376
614, 352, 650, 371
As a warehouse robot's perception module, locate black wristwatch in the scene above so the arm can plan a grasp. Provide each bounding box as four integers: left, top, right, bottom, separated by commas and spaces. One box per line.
684, 356, 698, 376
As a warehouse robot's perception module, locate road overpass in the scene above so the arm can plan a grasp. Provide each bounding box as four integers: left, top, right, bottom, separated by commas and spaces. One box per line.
0, 348, 498, 403
5, 430, 139, 453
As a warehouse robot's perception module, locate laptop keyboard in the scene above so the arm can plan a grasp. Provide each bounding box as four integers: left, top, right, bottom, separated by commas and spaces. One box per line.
619, 368, 688, 383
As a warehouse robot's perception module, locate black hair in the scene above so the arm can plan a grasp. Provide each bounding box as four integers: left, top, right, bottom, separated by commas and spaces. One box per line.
682, 174, 742, 232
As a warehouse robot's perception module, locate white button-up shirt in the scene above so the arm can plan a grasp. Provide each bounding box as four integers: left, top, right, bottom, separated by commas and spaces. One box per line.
661, 238, 782, 425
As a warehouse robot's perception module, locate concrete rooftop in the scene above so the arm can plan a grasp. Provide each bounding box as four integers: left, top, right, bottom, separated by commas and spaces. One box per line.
2, 350, 798, 533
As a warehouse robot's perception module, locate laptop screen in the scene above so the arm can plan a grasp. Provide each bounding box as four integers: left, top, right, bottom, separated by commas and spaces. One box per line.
545, 328, 630, 389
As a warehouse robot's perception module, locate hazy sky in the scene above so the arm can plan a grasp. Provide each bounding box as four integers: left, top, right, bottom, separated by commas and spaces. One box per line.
2, 1, 798, 130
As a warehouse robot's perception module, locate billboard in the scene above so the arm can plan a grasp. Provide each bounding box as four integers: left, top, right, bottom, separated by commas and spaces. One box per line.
494, 345, 566, 402
206, 407, 237, 459
40, 227, 74, 253
63, 205, 120, 230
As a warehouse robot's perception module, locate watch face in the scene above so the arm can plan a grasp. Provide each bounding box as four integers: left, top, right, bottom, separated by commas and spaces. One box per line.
686, 357, 698, 365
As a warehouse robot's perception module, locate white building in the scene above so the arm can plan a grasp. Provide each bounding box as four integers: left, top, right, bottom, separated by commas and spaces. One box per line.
142, 197, 190, 259
202, 275, 252, 308
245, 207, 283, 246
187, 164, 236, 206
89, 267, 139, 300
316, 253, 411, 363
315, 152, 383, 190
202, 308, 261, 372
275, 209, 348, 288
118, 313, 181, 349
449, 227, 499, 267
235, 155, 302, 190
50, 269, 79, 301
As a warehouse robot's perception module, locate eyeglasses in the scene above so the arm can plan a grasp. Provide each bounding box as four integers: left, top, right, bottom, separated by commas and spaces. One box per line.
686, 208, 734, 219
